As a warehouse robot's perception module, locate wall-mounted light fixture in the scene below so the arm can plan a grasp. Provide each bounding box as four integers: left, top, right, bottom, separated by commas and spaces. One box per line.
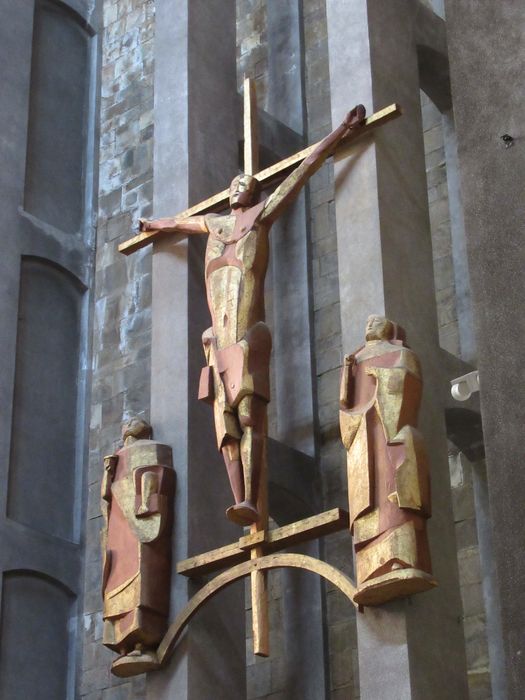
451, 370, 480, 401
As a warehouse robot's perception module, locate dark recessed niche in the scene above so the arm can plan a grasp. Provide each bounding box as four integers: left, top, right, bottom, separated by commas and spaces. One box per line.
24, 0, 90, 233
0, 571, 74, 700
7, 257, 83, 541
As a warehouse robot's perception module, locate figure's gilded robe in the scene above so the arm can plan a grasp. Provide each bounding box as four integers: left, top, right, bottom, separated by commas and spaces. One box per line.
101, 439, 175, 652
340, 339, 434, 604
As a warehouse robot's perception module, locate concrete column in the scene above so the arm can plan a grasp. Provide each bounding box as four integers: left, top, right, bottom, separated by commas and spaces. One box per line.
266, 2, 326, 697
148, 2, 245, 698
326, 1, 469, 697
267, 0, 315, 457
444, 2, 525, 697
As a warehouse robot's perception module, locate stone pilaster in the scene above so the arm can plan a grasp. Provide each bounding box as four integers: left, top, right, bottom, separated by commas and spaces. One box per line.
326, 1, 469, 697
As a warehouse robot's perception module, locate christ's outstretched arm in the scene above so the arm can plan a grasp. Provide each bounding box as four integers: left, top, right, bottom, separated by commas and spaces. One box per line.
260, 105, 365, 225
139, 215, 208, 235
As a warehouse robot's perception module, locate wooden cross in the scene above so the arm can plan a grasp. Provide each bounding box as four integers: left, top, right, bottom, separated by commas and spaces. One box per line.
119, 79, 401, 661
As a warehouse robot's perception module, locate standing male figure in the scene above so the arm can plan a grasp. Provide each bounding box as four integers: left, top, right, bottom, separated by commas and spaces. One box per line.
140, 105, 366, 526
101, 417, 175, 676
339, 315, 435, 605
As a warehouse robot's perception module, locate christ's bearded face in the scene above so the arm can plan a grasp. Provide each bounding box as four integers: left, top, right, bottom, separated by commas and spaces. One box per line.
229, 174, 260, 208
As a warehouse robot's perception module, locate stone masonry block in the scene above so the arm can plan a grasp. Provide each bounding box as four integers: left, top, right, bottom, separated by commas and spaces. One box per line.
330, 650, 353, 689
313, 271, 340, 311
247, 661, 273, 699
455, 517, 479, 550
329, 620, 358, 655
80, 666, 110, 696
317, 367, 341, 406
102, 683, 132, 700
433, 254, 455, 291
331, 684, 355, 700
460, 581, 486, 618
315, 302, 341, 342
458, 546, 482, 586
463, 614, 490, 670
317, 345, 343, 375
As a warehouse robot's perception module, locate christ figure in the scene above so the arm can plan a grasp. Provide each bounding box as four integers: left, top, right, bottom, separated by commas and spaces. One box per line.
140, 104, 366, 526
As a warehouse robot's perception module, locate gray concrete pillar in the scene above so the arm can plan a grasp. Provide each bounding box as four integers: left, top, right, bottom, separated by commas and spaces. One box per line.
444, 2, 525, 696
267, 0, 315, 457
326, 1, 469, 697
148, 2, 245, 698
266, 2, 326, 697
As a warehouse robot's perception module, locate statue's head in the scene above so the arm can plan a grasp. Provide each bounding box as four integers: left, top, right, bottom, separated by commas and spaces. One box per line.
122, 416, 152, 442
229, 173, 260, 209
365, 315, 394, 341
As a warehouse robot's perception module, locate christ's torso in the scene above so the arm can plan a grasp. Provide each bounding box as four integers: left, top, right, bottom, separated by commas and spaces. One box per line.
204, 207, 269, 349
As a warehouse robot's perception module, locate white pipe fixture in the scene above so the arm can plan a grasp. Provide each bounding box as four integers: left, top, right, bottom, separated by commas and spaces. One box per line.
451, 370, 480, 401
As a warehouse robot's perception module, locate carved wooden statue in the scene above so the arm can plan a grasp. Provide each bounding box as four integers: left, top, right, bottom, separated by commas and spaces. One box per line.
140, 105, 366, 526
101, 417, 175, 677
339, 315, 436, 605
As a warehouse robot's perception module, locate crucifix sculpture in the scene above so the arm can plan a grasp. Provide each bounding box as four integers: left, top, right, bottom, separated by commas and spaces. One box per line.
139, 93, 366, 529
116, 80, 402, 674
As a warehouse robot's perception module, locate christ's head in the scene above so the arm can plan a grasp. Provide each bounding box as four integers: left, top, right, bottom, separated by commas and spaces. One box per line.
229, 173, 261, 209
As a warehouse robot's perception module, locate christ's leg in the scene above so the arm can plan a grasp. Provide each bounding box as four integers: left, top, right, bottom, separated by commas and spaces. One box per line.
226, 395, 266, 526
221, 438, 244, 505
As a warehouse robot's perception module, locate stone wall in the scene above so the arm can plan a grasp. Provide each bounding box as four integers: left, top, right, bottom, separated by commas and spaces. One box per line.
81, 1, 154, 698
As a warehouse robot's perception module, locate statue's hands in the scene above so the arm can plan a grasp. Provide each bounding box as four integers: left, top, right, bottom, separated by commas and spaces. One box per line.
103, 454, 117, 472
343, 104, 366, 131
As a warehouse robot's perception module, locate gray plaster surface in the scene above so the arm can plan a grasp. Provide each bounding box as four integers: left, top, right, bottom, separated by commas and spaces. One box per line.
326, 0, 469, 697
445, 1, 525, 696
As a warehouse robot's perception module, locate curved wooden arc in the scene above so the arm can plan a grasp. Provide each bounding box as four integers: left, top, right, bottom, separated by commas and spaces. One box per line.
157, 553, 357, 665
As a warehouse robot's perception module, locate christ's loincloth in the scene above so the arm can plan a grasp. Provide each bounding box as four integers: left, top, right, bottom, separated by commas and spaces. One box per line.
199, 321, 271, 449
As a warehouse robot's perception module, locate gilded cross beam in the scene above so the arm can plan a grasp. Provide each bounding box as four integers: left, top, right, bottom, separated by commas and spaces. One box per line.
118, 100, 401, 256
176, 507, 350, 577
152, 508, 355, 672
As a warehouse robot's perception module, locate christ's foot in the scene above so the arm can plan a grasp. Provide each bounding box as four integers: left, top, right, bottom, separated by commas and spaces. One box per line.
226, 501, 259, 526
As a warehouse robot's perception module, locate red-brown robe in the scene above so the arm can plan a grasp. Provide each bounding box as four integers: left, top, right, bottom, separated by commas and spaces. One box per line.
101, 439, 175, 653
340, 338, 433, 600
